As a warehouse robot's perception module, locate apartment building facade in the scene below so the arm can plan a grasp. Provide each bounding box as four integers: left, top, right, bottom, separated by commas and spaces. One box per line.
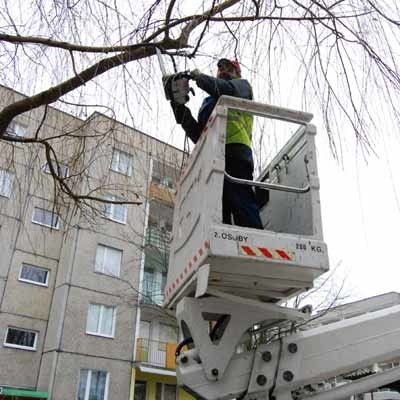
0, 85, 186, 400
131, 144, 193, 400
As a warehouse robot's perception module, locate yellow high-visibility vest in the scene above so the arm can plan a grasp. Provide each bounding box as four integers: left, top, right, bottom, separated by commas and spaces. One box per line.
226, 109, 253, 147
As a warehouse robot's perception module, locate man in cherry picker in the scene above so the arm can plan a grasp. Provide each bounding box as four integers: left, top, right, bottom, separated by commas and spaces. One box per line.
171, 58, 263, 229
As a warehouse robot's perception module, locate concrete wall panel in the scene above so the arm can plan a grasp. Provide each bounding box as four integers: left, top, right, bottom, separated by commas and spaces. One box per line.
50, 352, 131, 400
42, 285, 69, 352
0, 313, 47, 388
66, 229, 141, 296
59, 286, 136, 361
1, 250, 58, 320
0, 216, 20, 278
15, 197, 64, 260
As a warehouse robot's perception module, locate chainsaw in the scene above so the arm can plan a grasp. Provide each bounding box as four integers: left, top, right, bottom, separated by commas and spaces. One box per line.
156, 48, 195, 105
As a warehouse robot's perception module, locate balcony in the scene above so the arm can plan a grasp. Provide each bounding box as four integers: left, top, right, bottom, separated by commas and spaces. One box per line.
142, 226, 170, 306
146, 226, 171, 254
142, 272, 166, 306
136, 338, 178, 370
149, 181, 175, 205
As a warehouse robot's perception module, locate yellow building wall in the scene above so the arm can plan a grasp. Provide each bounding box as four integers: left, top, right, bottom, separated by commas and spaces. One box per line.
130, 369, 194, 400
130, 368, 137, 400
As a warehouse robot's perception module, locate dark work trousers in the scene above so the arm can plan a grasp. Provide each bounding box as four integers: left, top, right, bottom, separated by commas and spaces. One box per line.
223, 144, 263, 229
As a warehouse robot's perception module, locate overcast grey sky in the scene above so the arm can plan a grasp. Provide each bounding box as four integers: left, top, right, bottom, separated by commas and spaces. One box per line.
2, 0, 400, 304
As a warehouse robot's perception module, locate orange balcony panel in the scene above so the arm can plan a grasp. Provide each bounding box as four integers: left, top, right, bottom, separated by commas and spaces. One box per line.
166, 342, 178, 369
149, 183, 175, 204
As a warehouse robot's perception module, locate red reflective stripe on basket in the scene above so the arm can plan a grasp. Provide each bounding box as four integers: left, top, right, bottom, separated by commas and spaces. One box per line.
276, 249, 291, 260
242, 246, 257, 256
167, 240, 209, 301
258, 247, 273, 258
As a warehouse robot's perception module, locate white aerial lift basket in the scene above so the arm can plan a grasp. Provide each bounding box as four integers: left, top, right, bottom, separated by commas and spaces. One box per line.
163, 96, 329, 308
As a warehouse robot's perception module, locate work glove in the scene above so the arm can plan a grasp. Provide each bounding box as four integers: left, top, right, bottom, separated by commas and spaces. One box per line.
189, 69, 201, 80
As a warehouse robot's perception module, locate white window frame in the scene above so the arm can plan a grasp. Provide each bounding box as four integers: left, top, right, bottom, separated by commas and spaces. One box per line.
43, 161, 69, 178
0, 169, 14, 198
110, 148, 133, 176
86, 303, 116, 338
6, 121, 28, 137
94, 244, 122, 278
3, 327, 38, 351
159, 177, 174, 192
103, 195, 127, 224
18, 263, 49, 287
32, 207, 60, 229
77, 369, 110, 400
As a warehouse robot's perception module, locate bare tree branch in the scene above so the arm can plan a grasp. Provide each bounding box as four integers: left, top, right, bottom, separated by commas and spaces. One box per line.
0, 33, 160, 53
1, 0, 400, 210
164, 0, 178, 39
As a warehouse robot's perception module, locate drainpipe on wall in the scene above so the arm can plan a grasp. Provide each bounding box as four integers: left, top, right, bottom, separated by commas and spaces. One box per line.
131, 155, 153, 400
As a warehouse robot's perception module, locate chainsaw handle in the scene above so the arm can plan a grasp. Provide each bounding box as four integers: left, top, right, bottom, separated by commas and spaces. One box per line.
173, 71, 193, 80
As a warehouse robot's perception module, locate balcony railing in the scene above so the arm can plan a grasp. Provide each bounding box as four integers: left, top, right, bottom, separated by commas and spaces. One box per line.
142, 273, 166, 306
146, 226, 171, 251
136, 338, 178, 370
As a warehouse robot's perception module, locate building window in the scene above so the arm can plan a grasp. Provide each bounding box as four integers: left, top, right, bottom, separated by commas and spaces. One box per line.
160, 177, 174, 191
95, 244, 122, 278
77, 369, 109, 400
43, 161, 69, 178
0, 169, 13, 198
159, 323, 178, 344
139, 320, 150, 339
156, 383, 176, 400
111, 148, 132, 176
103, 195, 127, 224
151, 160, 176, 192
32, 207, 60, 229
6, 121, 28, 137
152, 176, 174, 191
3, 327, 38, 351
86, 304, 116, 338
134, 381, 147, 400
19, 263, 49, 286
